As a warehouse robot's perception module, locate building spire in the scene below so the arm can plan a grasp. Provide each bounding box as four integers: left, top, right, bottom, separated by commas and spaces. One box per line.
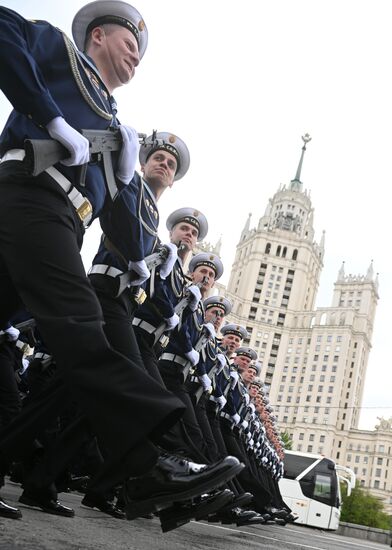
366, 260, 374, 281
290, 133, 312, 191
338, 261, 345, 282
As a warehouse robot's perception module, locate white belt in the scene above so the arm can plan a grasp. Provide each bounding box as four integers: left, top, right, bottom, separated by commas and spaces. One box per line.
160, 353, 188, 367
220, 412, 233, 421
189, 375, 200, 384
15, 340, 29, 354
88, 264, 123, 278
34, 352, 51, 360
132, 318, 157, 334
1, 149, 93, 227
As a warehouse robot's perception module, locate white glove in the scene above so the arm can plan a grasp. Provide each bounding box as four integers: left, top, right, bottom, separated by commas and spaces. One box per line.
199, 373, 212, 392
187, 285, 202, 311
116, 125, 140, 184
164, 313, 179, 331
232, 413, 241, 425
159, 243, 178, 280
262, 456, 268, 464
21, 357, 30, 374
244, 393, 250, 405
241, 420, 249, 430
4, 326, 20, 342
248, 438, 254, 447
230, 369, 239, 387
127, 259, 150, 286
46, 116, 90, 166
215, 353, 226, 373
246, 431, 252, 441
216, 395, 227, 410
185, 348, 200, 366
203, 322, 216, 339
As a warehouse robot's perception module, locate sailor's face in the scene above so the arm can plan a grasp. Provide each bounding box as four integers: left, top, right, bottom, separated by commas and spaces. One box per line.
234, 354, 251, 373
191, 265, 216, 291
222, 333, 241, 353
170, 222, 198, 252
249, 385, 258, 398
142, 150, 177, 189
205, 306, 225, 330
103, 26, 140, 85
242, 367, 255, 384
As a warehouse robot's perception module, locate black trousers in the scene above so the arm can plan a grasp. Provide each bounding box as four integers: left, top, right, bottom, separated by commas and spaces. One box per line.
220, 419, 272, 511
192, 393, 219, 462
159, 359, 209, 461
133, 326, 166, 384
0, 341, 21, 431
0, 163, 185, 484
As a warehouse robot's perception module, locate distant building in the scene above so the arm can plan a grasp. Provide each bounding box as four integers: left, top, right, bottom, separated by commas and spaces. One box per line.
214, 136, 388, 508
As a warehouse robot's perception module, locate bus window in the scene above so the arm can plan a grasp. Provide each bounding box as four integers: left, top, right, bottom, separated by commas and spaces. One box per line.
313, 473, 332, 505
284, 454, 316, 479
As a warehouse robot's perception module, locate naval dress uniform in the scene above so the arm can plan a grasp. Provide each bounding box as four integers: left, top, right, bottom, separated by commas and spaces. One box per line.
0, 7, 185, 487
132, 207, 206, 384
89, 171, 160, 364
89, 129, 192, 369
158, 298, 211, 460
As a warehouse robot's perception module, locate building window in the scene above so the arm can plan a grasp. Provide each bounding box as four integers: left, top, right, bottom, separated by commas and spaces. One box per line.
375, 469, 382, 477
265, 243, 271, 254
377, 458, 383, 465
374, 480, 380, 489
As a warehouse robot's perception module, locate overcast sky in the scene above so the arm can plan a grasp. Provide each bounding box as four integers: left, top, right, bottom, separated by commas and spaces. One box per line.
1, 0, 391, 431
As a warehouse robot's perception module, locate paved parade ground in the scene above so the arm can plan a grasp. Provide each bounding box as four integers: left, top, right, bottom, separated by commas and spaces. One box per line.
0, 481, 389, 550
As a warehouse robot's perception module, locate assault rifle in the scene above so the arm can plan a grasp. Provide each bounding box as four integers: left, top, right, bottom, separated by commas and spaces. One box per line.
179, 321, 216, 384
191, 313, 222, 404
24, 129, 148, 176
119, 245, 170, 302
0, 318, 36, 346
23, 129, 149, 201
153, 276, 208, 347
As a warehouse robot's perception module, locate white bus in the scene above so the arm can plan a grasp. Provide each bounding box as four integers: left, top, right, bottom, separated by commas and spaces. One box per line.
278, 450, 355, 530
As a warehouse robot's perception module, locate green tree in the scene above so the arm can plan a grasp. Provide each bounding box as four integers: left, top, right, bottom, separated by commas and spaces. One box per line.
280, 430, 293, 450
340, 483, 392, 530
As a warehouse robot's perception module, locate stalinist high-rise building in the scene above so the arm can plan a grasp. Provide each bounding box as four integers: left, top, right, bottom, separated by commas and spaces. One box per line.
218, 134, 381, 464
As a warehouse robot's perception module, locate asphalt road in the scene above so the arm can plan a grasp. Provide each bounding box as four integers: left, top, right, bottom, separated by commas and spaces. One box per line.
0, 481, 389, 550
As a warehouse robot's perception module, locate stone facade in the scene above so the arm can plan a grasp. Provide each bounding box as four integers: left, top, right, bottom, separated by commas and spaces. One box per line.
212, 138, 388, 509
